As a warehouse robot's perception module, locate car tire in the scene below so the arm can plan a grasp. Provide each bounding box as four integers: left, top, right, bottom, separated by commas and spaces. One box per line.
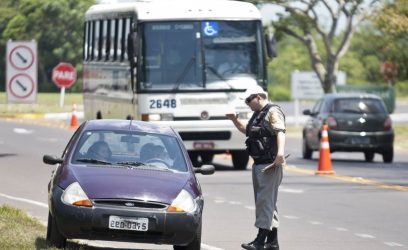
173, 218, 202, 250
364, 151, 375, 162
382, 147, 393, 163
302, 138, 313, 159
47, 212, 66, 248
231, 150, 249, 170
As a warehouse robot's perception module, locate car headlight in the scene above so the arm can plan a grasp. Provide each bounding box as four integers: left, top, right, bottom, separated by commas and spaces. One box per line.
61, 182, 92, 207
167, 189, 196, 213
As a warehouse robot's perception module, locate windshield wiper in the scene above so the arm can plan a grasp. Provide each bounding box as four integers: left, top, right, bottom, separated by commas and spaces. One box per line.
115, 161, 146, 168
206, 65, 233, 89
172, 56, 196, 91
76, 158, 112, 165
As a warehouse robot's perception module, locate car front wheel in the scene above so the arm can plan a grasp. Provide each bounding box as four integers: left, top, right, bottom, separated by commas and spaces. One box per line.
174, 218, 202, 250
47, 212, 66, 248
302, 138, 313, 159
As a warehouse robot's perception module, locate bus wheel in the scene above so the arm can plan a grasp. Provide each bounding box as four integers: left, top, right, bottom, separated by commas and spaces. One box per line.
200, 153, 214, 164
96, 111, 102, 119
231, 150, 249, 170
188, 152, 200, 167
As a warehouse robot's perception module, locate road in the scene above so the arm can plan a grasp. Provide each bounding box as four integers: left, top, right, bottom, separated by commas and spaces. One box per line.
0, 119, 407, 250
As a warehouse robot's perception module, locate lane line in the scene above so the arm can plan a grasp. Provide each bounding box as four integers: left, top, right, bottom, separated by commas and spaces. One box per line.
384, 242, 404, 247
284, 165, 408, 192
0, 193, 48, 208
201, 243, 225, 250
354, 233, 376, 239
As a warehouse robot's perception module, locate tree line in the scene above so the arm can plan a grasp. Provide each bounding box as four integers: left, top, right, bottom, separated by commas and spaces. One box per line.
1, 0, 407, 95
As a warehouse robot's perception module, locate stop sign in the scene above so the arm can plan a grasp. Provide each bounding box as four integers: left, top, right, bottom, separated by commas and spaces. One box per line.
52, 62, 77, 88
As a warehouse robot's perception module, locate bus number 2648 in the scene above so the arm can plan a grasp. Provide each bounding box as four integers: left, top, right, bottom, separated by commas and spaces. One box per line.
149, 99, 177, 109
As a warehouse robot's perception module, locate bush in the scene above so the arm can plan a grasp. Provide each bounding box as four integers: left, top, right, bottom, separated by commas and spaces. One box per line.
268, 85, 291, 101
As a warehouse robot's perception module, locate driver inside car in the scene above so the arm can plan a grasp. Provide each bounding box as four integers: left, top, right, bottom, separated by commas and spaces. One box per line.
87, 141, 112, 162
140, 143, 173, 167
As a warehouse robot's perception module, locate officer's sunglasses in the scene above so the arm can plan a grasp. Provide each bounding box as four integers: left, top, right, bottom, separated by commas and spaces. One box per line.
245, 94, 258, 104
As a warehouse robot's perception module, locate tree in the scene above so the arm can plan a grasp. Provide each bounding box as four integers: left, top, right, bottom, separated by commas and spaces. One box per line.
1, 0, 94, 92
371, 0, 408, 81
249, 0, 379, 93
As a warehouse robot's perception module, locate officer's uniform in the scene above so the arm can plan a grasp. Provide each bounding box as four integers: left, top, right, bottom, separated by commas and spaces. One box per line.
246, 103, 285, 230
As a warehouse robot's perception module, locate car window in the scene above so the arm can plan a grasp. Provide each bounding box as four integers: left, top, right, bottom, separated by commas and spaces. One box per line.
332, 98, 386, 114
312, 99, 322, 114
71, 130, 187, 172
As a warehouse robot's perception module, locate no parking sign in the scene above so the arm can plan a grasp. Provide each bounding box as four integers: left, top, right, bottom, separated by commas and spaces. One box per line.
6, 40, 38, 103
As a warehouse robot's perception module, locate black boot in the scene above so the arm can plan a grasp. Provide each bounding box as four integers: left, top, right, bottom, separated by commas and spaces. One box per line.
241, 228, 268, 250
264, 228, 279, 250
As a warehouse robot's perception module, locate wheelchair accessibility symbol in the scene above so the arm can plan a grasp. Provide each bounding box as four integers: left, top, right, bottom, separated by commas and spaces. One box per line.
202, 22, 219, 37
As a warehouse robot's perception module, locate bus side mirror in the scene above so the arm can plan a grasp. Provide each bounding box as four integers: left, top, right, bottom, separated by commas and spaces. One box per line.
127, 31, 139, 67
265, 34, 277, 59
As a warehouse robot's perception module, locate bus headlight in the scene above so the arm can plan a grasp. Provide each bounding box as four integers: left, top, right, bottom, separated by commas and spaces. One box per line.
142, 114, 174, 121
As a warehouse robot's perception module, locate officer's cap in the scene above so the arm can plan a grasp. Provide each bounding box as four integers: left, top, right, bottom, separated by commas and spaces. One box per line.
240, 85, 267, 100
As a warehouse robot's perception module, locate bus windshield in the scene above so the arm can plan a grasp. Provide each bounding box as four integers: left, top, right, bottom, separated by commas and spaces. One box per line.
140, 20, 263, 91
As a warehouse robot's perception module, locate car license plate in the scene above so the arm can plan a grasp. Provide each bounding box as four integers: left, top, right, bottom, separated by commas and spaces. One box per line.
109, 216, 148, 231
193, 142, 214, 149
351, 137, 370, 144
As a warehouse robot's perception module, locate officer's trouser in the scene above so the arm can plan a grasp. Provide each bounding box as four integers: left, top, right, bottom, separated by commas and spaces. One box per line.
252, 162, 283, 230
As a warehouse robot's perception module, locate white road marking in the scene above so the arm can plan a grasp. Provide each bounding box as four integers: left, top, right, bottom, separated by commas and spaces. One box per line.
333, 227, 349, 232
0, 193, 48, 208
36, 137, 59, 142
309, 221, 323, 225
279, 188, 304, 194
245, 205, 255, 210
228, 201, 242, 205
13, 128, 34, 134
283, 215, 300, 220
214, 200, 225, 203
201, 243, 225, 250
384, 242, 404, 247
354, 233, 375, 239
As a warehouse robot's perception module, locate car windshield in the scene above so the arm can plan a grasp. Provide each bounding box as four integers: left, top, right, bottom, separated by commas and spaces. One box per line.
72, 130, 187, 172
332, 98, 387, 114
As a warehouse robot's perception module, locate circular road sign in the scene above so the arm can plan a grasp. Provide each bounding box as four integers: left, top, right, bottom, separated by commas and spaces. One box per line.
52, 63, 77, 88
9, 45, 35, 70
8, 73, 35, 98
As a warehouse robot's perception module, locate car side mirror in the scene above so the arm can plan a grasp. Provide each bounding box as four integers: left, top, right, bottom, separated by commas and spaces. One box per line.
194, 164, 215, 175
303, 109, 312, 116
43, 155, 63, 165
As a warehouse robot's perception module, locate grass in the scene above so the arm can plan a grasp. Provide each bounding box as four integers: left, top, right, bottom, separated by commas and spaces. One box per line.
0, 205, 92, 249
0, 205, 49, 249
0, 92, 83, 114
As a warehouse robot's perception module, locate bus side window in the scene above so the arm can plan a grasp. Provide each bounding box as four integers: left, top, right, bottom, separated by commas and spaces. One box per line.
113, 19, 119, 61
90, 20, 96, 61
98, 20, 104, 61
105, 19, 111, 61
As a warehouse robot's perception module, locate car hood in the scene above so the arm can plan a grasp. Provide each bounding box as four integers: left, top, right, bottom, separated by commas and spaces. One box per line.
66, 165, 191, 205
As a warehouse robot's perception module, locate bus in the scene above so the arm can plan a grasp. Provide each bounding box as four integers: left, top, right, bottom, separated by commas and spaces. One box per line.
83, 0, 275, 169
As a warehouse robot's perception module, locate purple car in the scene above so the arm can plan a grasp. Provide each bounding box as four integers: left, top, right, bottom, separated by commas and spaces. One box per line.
43, 119, 214, 249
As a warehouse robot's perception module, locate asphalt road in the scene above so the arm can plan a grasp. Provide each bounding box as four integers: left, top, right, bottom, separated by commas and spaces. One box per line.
0, 119, 407, 250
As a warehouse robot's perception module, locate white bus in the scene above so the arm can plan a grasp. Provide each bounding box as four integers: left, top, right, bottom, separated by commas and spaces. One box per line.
83, 0, 275, 169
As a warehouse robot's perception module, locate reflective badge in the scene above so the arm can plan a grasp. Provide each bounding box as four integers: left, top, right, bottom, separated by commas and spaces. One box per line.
202, 22, 219, 37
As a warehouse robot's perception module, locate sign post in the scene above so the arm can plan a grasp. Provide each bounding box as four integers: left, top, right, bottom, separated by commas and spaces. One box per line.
52, 62, 77, 107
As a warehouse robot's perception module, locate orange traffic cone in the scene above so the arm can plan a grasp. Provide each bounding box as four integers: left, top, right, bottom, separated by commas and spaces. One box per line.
315, 124, 335, 175
70, 104, 79, 129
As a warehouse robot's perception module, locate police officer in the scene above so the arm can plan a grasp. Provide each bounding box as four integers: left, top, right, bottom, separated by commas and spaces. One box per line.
226, 85, 286, 250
